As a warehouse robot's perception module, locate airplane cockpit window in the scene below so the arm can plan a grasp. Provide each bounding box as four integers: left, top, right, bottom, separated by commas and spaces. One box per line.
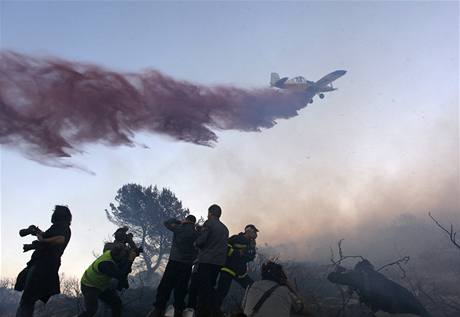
292, 76, 307, 83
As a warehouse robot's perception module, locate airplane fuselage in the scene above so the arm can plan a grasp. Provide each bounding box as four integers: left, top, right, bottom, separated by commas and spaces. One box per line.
270, 70, 346, 103
276, 82, 336, 92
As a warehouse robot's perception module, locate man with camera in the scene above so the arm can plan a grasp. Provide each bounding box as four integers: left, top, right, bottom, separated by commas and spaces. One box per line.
104, 226, 142, 254
15, 205, 72, 317
147, 215, 199, 317
78, 244, 139, 317
104, 226, 143, 290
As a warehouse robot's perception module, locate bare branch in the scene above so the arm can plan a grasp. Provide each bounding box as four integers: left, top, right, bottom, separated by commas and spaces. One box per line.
330, 239, 365, 266
429, 212, 460, 250
377, 256, 410, 278
338, 239, 344, 259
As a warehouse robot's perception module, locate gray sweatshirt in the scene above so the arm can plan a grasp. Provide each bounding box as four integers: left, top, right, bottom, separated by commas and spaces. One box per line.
195, 217, 229, 266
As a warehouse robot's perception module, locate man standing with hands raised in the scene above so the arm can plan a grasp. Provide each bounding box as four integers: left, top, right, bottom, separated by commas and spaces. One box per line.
147, 215, 199, 317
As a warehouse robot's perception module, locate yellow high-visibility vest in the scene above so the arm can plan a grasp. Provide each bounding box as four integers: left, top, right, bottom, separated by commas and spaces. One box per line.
81, 250, 116, 291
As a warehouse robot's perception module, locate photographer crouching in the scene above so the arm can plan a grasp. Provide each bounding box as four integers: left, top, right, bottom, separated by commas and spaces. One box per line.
103, 226, 143, 290
14, 205, 72, 317
78, 227, 141, 317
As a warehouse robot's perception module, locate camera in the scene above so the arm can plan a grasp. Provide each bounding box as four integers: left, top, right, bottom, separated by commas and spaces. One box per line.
114, 227, 131, 243
19, 225, 40, 237
113, 227, 143, 254
23, 241, 40, 252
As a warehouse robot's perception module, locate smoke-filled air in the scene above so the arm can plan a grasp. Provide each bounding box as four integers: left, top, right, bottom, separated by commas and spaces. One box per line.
1, 2, 459, 317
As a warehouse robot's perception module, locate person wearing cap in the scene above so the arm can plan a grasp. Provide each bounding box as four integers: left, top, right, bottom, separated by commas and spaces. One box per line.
103, 227, 131, 253
146, 215, 199, 317
78, 245, 138, 317
103, 226, 142, 290
215, 224, 259, 310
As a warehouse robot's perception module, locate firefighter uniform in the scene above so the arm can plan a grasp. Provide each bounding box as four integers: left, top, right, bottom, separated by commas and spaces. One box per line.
215, 232, 256, 307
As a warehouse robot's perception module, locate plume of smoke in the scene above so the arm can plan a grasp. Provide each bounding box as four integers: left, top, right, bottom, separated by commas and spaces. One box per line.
0, 51, 310, 165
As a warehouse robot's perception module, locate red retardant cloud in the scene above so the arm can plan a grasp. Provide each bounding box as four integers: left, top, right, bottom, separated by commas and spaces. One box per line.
0, 51, 311, 163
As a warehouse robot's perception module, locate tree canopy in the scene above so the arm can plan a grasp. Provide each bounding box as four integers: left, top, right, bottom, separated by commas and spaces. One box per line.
106, 183, 189, 279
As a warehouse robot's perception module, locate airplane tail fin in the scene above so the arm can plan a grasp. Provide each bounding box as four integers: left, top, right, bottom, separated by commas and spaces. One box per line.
270, 73, 280, 86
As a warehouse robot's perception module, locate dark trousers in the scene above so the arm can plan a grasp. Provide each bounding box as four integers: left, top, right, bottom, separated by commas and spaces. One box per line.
215, 270, 253, 307
16, 266, 37, 317
16, 298, 36, 317
196, 263, 221, 317
78, 284, 122, 317
154, 260, 193, 312
187, 268, 199, 309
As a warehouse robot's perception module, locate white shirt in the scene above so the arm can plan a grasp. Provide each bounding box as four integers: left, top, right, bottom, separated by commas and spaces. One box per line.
242, 280, 299, 317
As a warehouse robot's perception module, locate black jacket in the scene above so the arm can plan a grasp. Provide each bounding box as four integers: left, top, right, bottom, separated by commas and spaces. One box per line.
15, 222, 71, 303
165, 218, 200, 264
224, 233, 256, 276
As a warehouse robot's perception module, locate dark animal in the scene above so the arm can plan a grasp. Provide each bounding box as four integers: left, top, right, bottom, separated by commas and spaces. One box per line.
327, 260, 430, 317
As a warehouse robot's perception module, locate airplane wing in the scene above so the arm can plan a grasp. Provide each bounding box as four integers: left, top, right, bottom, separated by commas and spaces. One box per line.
315, 70, 346, 87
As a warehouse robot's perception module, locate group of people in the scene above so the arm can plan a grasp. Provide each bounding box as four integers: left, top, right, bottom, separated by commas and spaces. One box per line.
147, 204, 266, 317
14, 204, 304, 317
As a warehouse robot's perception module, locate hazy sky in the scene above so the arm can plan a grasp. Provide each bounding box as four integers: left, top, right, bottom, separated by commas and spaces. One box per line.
1, 1, 458, 279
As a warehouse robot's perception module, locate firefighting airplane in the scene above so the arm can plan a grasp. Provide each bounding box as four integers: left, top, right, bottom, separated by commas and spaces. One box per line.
270, 70, 346, 103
